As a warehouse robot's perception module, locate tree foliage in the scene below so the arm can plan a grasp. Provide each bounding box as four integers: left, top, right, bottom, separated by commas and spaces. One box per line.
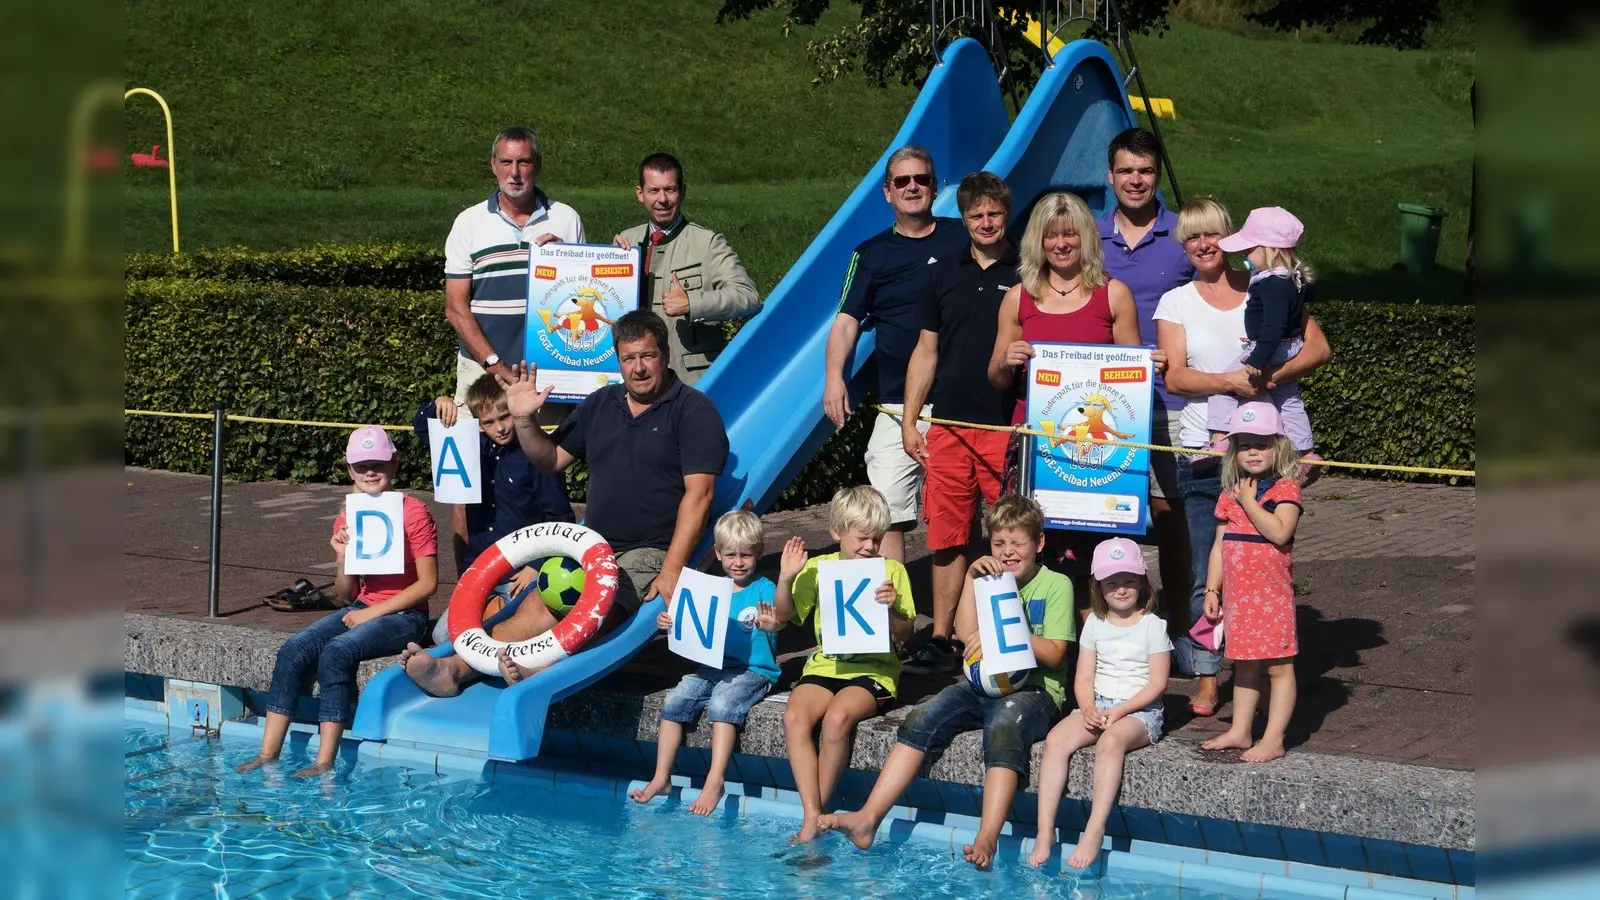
1245, 0, 1441, 51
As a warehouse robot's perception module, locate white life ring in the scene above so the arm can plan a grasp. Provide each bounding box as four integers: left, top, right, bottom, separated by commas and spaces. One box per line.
446, 522, 619, 677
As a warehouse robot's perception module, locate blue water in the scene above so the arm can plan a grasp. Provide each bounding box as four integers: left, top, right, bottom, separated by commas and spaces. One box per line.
126, 724, 1237, 899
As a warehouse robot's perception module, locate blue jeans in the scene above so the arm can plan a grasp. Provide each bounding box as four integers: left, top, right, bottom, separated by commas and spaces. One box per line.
661, 667, 773, 727
1095, 692, 1164, 745
897, 681, 1059, 775
265, 607, 428, 724
1173, 456, 1222, 676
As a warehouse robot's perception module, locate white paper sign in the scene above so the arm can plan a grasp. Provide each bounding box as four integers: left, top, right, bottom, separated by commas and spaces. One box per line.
817, 557, 891, 656
343, 492, 407, 575
668, 568, 735, 669
974, 573, 1038, 674
428, 417, 483, 504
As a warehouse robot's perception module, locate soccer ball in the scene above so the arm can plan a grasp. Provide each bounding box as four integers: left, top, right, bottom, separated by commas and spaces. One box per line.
535, 555, 586, 615
964, 646, 1032, 698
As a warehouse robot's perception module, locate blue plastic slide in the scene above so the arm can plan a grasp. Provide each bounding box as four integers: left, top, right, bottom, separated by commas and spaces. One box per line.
348, 37, 1012, 762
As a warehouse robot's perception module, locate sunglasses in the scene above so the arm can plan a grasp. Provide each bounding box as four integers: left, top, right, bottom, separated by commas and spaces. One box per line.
891, 173, 933, 189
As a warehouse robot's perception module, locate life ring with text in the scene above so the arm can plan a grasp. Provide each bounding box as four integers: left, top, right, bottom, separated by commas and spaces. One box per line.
447, 522, 618, 677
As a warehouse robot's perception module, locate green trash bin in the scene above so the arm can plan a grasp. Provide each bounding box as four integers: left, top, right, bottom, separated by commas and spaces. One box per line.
1398, 203, 1447, 274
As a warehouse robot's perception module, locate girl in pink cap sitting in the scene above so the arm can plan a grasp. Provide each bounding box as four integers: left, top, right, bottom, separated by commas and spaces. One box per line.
1199, 402, 1304, 762
236, 426, 438, 777
1030, 536, 1171, 872
1195, 207, 1319, 481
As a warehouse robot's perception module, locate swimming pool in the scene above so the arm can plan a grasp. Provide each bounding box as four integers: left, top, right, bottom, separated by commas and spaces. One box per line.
127, 722, 1235, 899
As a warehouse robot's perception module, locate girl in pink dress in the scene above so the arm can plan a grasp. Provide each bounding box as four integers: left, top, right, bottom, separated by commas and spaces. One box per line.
1199, 401, 1303, 762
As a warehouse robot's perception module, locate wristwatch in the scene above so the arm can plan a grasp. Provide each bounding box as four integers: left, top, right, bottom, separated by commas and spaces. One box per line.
484, 353, 501, 368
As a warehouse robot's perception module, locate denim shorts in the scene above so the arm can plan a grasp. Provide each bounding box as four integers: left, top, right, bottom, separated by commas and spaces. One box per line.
897, 681, 1059, 775
1095, 692, 1164, 745
661, 667, 773, 727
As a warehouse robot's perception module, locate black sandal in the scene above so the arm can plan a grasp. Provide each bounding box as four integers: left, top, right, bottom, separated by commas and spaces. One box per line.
264, 579, 339, 612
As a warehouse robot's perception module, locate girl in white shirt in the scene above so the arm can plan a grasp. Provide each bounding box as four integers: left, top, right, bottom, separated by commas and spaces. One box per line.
1029, 537, 1172, 872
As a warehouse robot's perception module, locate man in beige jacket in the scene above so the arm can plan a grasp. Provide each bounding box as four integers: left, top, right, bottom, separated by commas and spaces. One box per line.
614, 153, 761, 384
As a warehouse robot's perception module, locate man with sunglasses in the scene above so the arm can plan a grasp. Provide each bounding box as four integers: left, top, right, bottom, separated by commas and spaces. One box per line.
824, 146, 969, 565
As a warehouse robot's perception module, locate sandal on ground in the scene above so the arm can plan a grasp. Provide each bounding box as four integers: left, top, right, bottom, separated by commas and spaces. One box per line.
1190, 700, 1217, 717
264, 579, 339, 612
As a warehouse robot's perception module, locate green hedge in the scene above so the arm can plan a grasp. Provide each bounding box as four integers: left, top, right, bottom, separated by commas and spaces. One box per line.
126, 244, 443, 291
125, 277, 1475, 501
1302, 301, 1474, 481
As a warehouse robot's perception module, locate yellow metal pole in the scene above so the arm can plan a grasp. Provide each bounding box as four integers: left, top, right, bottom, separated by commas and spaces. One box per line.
64, 82, 123, 266
124, 88, 180, 255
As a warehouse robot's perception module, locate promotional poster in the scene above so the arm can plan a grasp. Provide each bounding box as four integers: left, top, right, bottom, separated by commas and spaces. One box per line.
523, 243, 641, 401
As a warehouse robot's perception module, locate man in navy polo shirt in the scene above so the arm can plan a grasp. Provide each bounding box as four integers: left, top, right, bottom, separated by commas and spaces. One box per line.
823, 145, 971, 564
401, 310, 728, 695
1097, 127, 1196, 633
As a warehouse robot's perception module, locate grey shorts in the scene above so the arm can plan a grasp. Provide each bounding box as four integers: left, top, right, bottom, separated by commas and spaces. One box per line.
1095, 692, 1164, 745
614, 546, 666, 615
1148, 404, 1180, 502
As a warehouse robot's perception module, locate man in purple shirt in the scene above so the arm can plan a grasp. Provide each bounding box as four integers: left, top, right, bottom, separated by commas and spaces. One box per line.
1097, 128, 1195, 631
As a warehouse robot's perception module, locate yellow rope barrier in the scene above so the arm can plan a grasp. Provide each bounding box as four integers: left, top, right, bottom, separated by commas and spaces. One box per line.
125, 409, 557, 433
871, 405, 1476, 480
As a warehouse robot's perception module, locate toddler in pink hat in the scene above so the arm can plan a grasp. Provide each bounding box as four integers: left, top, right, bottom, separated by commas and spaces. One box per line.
1196, 207, 1320, 483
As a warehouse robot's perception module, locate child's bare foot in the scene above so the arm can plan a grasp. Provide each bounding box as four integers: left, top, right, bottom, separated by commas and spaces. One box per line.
402, 644, 465, 698
818, 810, 878, 850
788, 816, 822, 844
1240, 737, 1285, 763
1027, 839, 1054, 868
1065, 825, 1104, 870
962, 831, 999, 869
689, 778, 725, 815
497, 647, 527, 685
628, 778, 670, 804
1200, 730, 1254, 752
233, 755, 276, 773
291, 760, 334, 778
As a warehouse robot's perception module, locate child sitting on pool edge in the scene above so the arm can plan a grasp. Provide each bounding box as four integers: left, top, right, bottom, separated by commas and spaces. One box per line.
629, 509, 782, 815
772, 485, 917, 844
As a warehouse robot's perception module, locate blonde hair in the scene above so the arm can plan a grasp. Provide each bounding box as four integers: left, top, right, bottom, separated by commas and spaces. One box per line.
1019, 191, 1106, 300
1256, 248, 1317, 286
1088, 573, 1158, 618
1221, 434, 1303, 489
713, 509, 764, 553
984, 494, 1045, 541
1174, 196, 1233, 245
829, 486, 890, 540
463, 373, 508, 418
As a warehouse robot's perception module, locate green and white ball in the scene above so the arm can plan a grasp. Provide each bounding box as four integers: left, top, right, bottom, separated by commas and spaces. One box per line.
535, 555, 586, 615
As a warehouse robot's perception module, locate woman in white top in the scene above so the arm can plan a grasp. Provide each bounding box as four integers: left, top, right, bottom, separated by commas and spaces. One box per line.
1153, 197, 1331, 716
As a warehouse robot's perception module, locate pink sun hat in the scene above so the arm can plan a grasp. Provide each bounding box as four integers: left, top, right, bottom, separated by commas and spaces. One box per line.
1090, 537, 1146, 581
345, 425, 397, 464
1217, 206, 1303, 253
1224, 402, 1284, 439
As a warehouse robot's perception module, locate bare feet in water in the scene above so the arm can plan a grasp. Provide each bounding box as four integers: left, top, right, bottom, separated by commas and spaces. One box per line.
788, 816, 823, 844
628, 778, 670, 804
292, 760, 334, 778
401, 643, 465, 697
816, 810, 877, 850
1065, 824, 1104, 870
689, 778, 724, 815
1240, 736, 1285, 763
1027, 838, 1054, 868
234, 755, 276, 773
962, 831, 999, 869
1200, 730, 1254, 753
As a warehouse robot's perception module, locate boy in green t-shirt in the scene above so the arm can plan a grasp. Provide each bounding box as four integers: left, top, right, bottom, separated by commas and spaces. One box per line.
819, 495, 1073, 868
773, 486, 916, 844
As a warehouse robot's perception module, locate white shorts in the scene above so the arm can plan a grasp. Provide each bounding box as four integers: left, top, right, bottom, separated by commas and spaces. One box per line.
1148, 405, 1181, 502
863, 406, 931, 526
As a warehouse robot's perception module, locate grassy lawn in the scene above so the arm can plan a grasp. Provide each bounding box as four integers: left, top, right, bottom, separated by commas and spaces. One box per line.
124, 2, 1472, 301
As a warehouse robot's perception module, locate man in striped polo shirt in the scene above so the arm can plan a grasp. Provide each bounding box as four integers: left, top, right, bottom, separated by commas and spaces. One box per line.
444, 125, 586, 403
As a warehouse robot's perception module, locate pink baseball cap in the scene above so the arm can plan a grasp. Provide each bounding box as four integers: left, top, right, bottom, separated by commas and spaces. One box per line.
1217, 206, 1303, 253
1225, 402, 1284, 439
345, 426, 396, 464
1091, 537, 1146, 581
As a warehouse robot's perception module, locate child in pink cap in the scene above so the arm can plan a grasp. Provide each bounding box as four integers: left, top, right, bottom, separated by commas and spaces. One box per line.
1030, 536, 1171, 872
237, 425, 438, 777
1195, 207, 1319, 480
1200, 402, 1304, 763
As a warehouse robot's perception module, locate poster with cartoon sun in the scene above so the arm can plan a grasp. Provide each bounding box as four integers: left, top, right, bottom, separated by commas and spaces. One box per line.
524, 243, 640, 402
1024, 343, 1154, 535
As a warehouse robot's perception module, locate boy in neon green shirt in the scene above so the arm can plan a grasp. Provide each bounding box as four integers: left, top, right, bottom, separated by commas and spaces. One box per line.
820, 495, 1074, 868
773, 486, 916, 844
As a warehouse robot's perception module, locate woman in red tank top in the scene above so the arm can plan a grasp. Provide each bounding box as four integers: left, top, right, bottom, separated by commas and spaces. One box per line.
987, 191, 1143, 425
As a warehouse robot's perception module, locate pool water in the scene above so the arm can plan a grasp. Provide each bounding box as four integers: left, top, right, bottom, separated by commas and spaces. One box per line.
126, 724, 1239, 899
